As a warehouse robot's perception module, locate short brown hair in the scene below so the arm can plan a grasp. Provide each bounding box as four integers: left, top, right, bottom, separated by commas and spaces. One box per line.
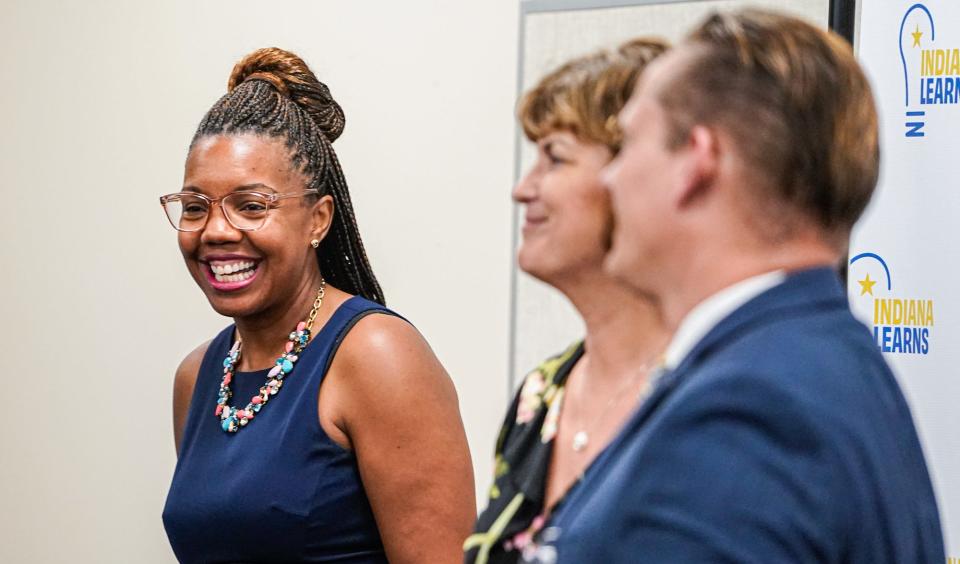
659, 10, 879, 239
519, 38, 669, 152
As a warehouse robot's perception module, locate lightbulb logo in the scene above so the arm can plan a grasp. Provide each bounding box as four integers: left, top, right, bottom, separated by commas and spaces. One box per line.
898, 3, 958, 138
849, 252, 935, 355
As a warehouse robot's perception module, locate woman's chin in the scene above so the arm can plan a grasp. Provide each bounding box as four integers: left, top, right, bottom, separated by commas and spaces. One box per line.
206, 300, 249, 320
202, 289, 264, 320
517, 248, 544, 279
520, 243, 610, 288
518, 251, 564, 288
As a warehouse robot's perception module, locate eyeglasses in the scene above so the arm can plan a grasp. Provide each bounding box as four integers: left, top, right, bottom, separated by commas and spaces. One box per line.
159, 190, 318, 232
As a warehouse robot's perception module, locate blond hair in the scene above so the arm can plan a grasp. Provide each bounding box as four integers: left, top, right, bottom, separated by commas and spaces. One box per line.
660, 10, 879, 239
518, 38, 669, 151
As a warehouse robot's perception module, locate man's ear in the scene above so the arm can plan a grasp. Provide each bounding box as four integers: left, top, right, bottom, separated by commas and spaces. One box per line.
674, 124, 720, 209
310, 194, 335, 244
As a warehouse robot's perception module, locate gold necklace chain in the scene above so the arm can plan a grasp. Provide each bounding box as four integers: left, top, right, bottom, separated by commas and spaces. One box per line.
304, 282, 326, 332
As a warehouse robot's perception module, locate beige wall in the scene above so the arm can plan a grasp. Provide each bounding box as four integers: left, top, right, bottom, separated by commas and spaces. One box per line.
0, 1, 517, 561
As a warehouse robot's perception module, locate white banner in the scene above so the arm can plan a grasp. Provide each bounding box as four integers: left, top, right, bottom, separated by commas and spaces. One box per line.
849, 1, 960, 559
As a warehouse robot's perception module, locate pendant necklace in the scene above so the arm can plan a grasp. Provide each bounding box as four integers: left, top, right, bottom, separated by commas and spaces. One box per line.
569, 358, 659, 453
215, 281, 326, 433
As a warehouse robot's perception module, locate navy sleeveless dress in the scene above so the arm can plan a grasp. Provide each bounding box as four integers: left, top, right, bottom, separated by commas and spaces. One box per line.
163, 296, 394, 563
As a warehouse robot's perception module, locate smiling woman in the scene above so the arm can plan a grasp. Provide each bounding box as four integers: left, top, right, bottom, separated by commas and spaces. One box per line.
465, 38, 669, 564
160, 47, 475, 564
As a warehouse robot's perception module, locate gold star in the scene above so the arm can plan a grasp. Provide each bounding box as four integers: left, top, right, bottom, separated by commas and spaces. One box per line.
858, 273, 877, 296
912, 24, 923, 48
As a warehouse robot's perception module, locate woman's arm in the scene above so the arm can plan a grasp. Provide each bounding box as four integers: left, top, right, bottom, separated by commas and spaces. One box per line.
325, 314, 476, 564
172, 340, 210, 455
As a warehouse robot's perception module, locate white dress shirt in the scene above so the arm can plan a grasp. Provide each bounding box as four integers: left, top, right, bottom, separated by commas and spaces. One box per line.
663, 270, 786, 371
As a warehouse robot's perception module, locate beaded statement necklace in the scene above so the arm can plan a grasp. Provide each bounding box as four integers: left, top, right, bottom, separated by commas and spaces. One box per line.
215, 281, 326, 433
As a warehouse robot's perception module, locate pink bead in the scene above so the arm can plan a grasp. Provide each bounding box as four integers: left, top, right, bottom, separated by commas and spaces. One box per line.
268, 365, 282, 378
296, 322, 306, 332
285, 341, 294, 353
215, 405, 224, 416
251, 396, 262, 405
223, 374, 232, 385
245, 412, 254, 420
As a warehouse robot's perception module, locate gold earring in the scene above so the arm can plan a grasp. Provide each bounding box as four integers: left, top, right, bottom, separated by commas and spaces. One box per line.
310, 239, 320, 249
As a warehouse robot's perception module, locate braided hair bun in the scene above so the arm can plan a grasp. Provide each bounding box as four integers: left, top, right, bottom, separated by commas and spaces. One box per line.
228, 47, 345, 143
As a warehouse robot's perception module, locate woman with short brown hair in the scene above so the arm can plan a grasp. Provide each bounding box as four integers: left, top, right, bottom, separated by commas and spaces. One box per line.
465, 38, 669, 564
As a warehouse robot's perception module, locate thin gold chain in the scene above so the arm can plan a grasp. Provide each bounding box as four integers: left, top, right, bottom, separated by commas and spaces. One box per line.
305, 279, 327, 332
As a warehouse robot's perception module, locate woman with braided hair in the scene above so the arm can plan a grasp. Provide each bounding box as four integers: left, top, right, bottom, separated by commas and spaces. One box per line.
161, 47, 475, 563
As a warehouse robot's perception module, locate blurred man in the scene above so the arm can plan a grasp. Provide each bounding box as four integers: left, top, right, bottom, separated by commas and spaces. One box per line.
528, 10, 945, 563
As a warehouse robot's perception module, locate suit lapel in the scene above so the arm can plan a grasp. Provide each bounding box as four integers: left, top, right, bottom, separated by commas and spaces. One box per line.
559, 267, 848, 511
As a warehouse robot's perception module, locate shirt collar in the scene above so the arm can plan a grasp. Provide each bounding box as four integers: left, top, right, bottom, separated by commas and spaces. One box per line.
663, 270, 786, 370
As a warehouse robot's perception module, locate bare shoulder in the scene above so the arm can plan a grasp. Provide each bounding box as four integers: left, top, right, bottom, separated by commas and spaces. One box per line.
329, 312, 458, 425
173, 339, 212, 454
341, 313, 432, 357
335, 313, 449, 390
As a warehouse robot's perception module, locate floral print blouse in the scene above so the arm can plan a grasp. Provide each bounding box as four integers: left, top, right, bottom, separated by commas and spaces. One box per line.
464, 341, 585, 564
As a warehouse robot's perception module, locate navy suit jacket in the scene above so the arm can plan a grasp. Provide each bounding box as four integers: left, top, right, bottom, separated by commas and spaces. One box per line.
538, 268, 944, 563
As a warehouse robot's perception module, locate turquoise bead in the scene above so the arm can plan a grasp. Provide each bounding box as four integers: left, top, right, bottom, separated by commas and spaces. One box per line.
222, 418, 233, 432
281, 359, 294, 373
223, 357, 232, 368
